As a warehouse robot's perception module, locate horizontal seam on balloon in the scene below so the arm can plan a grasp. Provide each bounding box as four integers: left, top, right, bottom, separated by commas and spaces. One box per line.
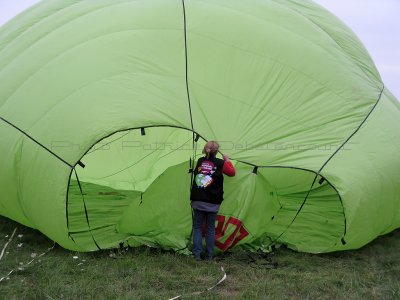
0, 1, 80, 54
0, 28, 183, 112
188, 31, 362, 105
318, 84, 385, 173
67, 224, 120, 234
73, 125, 263, 169
92, 136, 193, 180
188, 78, 310, 130
192, 0, 350, 61
251, 112, 371, 154
270, 0, 382, 89
188, 31, 379, 147
190, 0, 378, 91
67, 123, 342, 207
0, 0, 140, 73
0, 116, 73, 168
85, 132, 131, 156
187, 78, 372, 146
20, 70, 184, 135
71, 123, 341, 175
88, 150, 192, 185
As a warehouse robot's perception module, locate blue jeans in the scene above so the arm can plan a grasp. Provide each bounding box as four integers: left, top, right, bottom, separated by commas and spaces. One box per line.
192, 209, 217, 258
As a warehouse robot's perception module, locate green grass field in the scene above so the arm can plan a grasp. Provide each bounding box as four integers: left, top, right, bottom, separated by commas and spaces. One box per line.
0, 215, 399, 299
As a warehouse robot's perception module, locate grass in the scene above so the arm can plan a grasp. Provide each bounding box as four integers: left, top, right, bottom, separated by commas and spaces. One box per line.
0, 216, 399, 299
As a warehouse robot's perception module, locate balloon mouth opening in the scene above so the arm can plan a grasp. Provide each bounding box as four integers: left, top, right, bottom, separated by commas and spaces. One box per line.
65, 126, 346, 253
66, 126, 204, 250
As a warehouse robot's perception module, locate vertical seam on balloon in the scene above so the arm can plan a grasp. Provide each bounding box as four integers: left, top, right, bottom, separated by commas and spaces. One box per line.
318, 84, 385, 173
66, 170, 72, 231
73, 168, 101, 251
0, 116, 73, 168
182, 0, 198, 253
70, 125, 203, 251
257, 166, 347, 239
181, 0, 195, 132
65, 167, 79, 247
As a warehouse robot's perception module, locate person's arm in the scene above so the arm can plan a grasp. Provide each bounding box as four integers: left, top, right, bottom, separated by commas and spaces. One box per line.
222, 154, 236, 177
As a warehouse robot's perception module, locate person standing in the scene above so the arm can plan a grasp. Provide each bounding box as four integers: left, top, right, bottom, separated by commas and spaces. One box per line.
190, 141, 236, 260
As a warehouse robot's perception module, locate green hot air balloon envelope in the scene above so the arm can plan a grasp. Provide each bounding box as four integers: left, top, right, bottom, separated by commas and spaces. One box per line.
0, 0, 399, 253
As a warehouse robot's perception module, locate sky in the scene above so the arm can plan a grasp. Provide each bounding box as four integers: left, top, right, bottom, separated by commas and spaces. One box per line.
0, 0, 399, 100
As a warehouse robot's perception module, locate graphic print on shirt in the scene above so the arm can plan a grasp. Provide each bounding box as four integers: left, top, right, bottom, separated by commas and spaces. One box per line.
195, 160, 216, 188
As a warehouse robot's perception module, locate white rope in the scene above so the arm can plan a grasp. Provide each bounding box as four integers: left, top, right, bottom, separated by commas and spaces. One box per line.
168, 266, 227, 300
0, 227, 17, 261
207, 266, 227, 291
0, 242, 55, 283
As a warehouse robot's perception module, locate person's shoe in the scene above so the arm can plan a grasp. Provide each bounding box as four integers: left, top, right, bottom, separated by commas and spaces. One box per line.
205, 255, 215, 261
193, 254, 202, 261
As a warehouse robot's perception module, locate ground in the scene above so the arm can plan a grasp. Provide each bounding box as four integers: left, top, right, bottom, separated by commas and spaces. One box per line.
0, 216, 399, 299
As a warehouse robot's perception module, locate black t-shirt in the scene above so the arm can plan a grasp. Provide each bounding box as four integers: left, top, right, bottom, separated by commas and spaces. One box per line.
190, 156, 225, 204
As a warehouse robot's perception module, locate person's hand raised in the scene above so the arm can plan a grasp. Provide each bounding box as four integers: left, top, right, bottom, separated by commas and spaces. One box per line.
222, 154, 230, 162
